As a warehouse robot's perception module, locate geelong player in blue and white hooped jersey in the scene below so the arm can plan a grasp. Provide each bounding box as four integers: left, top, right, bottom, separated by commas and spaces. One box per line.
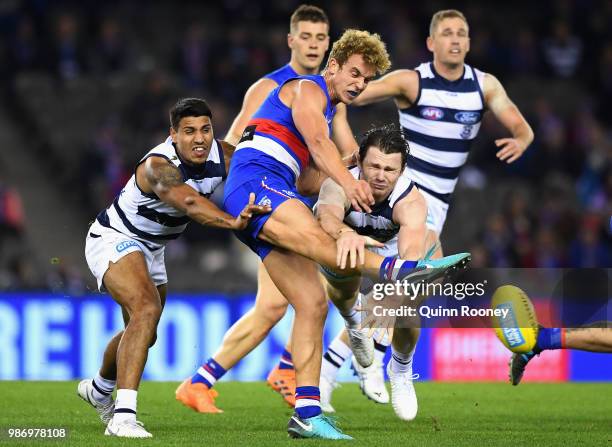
315, 126, 429, 422
78, 98, 270, 439
325, 8, 534, 420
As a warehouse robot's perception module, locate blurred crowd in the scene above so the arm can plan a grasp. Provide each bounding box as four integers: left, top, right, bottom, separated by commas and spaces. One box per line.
0, 0, 610, 291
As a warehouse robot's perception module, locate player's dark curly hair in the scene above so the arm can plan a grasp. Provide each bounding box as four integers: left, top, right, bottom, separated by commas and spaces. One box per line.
358, 125, 409, 167
170, 98, 212, 130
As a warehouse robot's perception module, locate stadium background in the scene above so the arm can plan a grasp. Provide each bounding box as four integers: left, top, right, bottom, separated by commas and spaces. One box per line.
0, 0, 611, 382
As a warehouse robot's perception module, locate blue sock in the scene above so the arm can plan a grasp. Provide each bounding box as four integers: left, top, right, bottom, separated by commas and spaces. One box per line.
379, 256, 418, 281
192, 357, 227, 388
278, 348, 294, 370
536, 328, 564, 351
295, 386, 321, 419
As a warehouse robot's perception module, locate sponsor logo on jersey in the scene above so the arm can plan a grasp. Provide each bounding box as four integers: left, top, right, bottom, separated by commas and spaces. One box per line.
116, 240, 139, 253
281, 189, 296, 198
454, 111, 480, 124
420, 107, 444, 121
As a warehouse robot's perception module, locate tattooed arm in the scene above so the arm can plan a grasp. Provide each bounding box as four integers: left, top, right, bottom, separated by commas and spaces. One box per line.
136, 156, 270, 230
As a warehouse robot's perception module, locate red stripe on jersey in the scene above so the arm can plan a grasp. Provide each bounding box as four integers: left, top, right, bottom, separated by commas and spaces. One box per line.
296, 395, 321, 401
249, 118, 310, 169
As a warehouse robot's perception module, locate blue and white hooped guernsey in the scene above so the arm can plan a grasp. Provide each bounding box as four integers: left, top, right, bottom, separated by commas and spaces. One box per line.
343, 166, 415, 243
96, 137, 226, 250
400, 62, 485, 204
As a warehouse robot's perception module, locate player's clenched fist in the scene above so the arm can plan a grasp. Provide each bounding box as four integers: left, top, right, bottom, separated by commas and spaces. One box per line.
343, 179, 374, 213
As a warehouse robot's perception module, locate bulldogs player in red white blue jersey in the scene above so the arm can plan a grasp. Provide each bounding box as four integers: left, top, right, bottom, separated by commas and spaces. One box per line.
225, 30, 389, 440
221, 30, 470, 440
177, 5, 361, 414
325, 9, 535, 409
78, 99, 270, 438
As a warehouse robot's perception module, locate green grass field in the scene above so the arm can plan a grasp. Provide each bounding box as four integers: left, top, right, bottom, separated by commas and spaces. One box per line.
1, 381, 611, 446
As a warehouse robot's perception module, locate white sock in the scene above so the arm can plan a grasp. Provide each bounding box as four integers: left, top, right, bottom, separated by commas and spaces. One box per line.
390, 347, 415, 374
374, 343, 388, 365
114, 389, 137, 423
92, 372, 115, 403
321, 335, 352, 382
340, 308, 362, 329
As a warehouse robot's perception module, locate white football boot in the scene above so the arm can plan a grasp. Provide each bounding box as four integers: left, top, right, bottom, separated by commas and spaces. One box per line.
386, 361, 419, 421
105, 418, 152, 438
319, 374, 339, 413
346, 326, 374, 368
351, 356, 389, 404
77, 379, 115, 425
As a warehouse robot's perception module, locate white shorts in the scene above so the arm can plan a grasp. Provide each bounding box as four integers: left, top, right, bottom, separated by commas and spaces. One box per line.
85, 220, 167, 291
420, 189, 449, 235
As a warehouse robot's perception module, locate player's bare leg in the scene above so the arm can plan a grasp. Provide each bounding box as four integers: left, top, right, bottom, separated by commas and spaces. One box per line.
85, 252, 161, 437
510, 325, 612, 385
80, 285, 166, 426
177, 263, 295, 411
263, 247, 329, 417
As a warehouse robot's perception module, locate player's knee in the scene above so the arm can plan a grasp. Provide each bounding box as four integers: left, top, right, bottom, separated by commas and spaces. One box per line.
263, 301, 289, 324
132, 297, 163, 324
294, 294, 328, 322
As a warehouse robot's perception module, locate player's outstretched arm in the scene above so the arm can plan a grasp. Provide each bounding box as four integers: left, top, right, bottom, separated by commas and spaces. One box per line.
225, 78, 278, 146
352, 69, 418, 106
484, 73, 534, 164
393, 188, 428, 260
316, 178, 383, 268
140, 157, 271, 230
292, 80, 374, 212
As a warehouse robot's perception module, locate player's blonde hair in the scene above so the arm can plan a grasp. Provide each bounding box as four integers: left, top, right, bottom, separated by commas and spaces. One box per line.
429, 9, 469, 37
327, 29, 391, 75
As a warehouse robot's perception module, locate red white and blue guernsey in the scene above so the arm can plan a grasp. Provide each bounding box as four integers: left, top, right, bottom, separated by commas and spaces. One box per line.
264, 63, 298, 85
224, 74, 336, 259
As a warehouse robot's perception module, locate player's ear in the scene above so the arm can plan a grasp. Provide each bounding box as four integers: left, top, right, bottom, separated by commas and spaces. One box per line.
170, 126, 177, 143
327, 57, 338, 74
287, 33, 294, 50
426, 36, 434, 53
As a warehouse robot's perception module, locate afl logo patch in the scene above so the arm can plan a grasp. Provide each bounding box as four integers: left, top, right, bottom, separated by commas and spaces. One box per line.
420, 107, 444, 120
454, 111, 480, 124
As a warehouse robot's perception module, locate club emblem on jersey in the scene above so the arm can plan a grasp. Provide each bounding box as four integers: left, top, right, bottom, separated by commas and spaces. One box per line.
116, 240, 139, 252
258, 195, 272, 207
460, 124, 474, 139
420, 107, 444, 121
455, 111, 480, 124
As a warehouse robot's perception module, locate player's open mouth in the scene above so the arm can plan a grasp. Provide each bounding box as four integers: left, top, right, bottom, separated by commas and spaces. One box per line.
193, 146, 207, 155
347, 90, 358, 98
307, 54, 319, 60
450, 48, 461, 54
